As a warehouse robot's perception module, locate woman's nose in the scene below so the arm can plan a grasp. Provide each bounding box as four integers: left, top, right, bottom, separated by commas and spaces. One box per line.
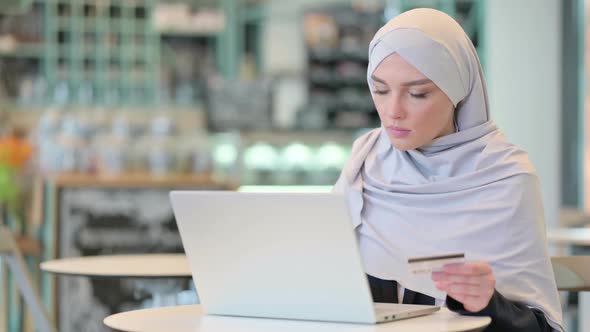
388, 99, 406, 120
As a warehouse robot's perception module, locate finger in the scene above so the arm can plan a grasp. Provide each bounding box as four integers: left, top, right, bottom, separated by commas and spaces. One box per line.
445, 283, 486, 296
448, 294, 487, 312
432, 273, 482, 285
447, 293, 476, 302
446, 292, 482, 304
431, 271, 445, 281
443, 262, 492, 276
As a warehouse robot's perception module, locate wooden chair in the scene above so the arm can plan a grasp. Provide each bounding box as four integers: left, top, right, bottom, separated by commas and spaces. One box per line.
551, 256, 590, 292
559, 207, 590, 228
0, 225, 56, 332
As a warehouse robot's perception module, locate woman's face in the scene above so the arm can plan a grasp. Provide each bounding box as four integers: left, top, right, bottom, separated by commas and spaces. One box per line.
371, 53, 455, 151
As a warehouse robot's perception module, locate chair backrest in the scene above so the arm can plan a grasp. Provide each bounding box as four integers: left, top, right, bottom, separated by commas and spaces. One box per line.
551, 256, 590, 292
560, 207, 590, 227
0, 225, 57, 332
0, 226, 14, 252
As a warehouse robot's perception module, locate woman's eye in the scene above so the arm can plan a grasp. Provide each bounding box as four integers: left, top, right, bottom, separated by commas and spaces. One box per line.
373, 90, 389, 95
409, 92, 428, 99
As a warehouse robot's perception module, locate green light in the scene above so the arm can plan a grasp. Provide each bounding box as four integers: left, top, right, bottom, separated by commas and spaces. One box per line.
244, 143, 279, 170
317, 143, 349, 169
237, 185, 333, 193
281, 143, 312, 170
213, 143, 238, 166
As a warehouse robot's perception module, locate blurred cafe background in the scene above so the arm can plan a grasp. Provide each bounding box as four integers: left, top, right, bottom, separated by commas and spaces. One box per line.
0, 0, 589, 331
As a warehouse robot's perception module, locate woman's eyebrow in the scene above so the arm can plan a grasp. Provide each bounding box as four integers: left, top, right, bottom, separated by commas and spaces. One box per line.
370, 75, 387, 85
400, 78, 433, 86
371, 75, 432, 87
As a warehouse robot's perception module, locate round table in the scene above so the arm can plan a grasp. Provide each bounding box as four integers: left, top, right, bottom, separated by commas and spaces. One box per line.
40, 254, 191, 278
104, 305, 491, 332
41, 253, 195, 314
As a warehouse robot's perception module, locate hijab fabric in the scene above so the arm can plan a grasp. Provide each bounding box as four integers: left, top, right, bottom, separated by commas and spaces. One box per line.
333, 8, 563, 331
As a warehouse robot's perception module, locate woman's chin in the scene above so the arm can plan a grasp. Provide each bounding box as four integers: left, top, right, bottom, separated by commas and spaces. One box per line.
390, 140, 417, 151
388, 135, 419, 151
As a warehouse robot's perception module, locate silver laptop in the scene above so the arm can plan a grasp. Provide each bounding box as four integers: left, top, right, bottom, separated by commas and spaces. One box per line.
170, 191, 440, 324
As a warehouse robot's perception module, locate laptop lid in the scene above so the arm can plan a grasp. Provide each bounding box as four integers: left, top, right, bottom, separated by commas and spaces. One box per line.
170, 191, 377, 323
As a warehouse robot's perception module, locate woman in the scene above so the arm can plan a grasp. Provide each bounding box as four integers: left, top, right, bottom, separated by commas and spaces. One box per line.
333, 8, 564, 332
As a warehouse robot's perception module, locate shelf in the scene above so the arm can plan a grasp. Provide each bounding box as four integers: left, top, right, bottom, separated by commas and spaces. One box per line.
309, 75, 367, 87
238, 130, 355, 145
56, 17, 150, 33
44, 172, 235, 189
158, 29, 220, 38
237, 185, 334, 193
4, 0, 250, 108
308, 49, 368, 62
46, 0, 147, 9
0, 44, 43, 59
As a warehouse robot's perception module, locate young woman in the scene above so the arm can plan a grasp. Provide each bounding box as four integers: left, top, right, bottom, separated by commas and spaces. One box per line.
333, 8, 563, 332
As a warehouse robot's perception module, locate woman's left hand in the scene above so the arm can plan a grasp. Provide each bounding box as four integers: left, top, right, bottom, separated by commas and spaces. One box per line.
431, 262, 496, 312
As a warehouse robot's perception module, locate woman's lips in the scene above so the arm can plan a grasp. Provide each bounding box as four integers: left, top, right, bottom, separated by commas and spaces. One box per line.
388, 126, 411, 138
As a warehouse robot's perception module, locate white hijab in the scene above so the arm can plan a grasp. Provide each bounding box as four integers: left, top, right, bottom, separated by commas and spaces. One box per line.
333, 8, 563, 331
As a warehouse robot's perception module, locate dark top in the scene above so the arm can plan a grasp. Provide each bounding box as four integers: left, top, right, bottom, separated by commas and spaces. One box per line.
367, 275, 553, 332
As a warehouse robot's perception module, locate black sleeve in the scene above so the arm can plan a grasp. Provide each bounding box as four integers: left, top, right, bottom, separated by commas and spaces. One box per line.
446, 290, 553, 332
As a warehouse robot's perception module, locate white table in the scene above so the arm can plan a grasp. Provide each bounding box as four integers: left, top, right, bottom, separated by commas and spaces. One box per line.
547, 227, 590, 246
40, 254, 191, 278
104, 305, 491, 332
41, 254, 194, 308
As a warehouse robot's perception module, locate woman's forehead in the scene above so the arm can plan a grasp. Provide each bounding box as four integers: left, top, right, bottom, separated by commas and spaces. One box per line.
372, 53, 430, 83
